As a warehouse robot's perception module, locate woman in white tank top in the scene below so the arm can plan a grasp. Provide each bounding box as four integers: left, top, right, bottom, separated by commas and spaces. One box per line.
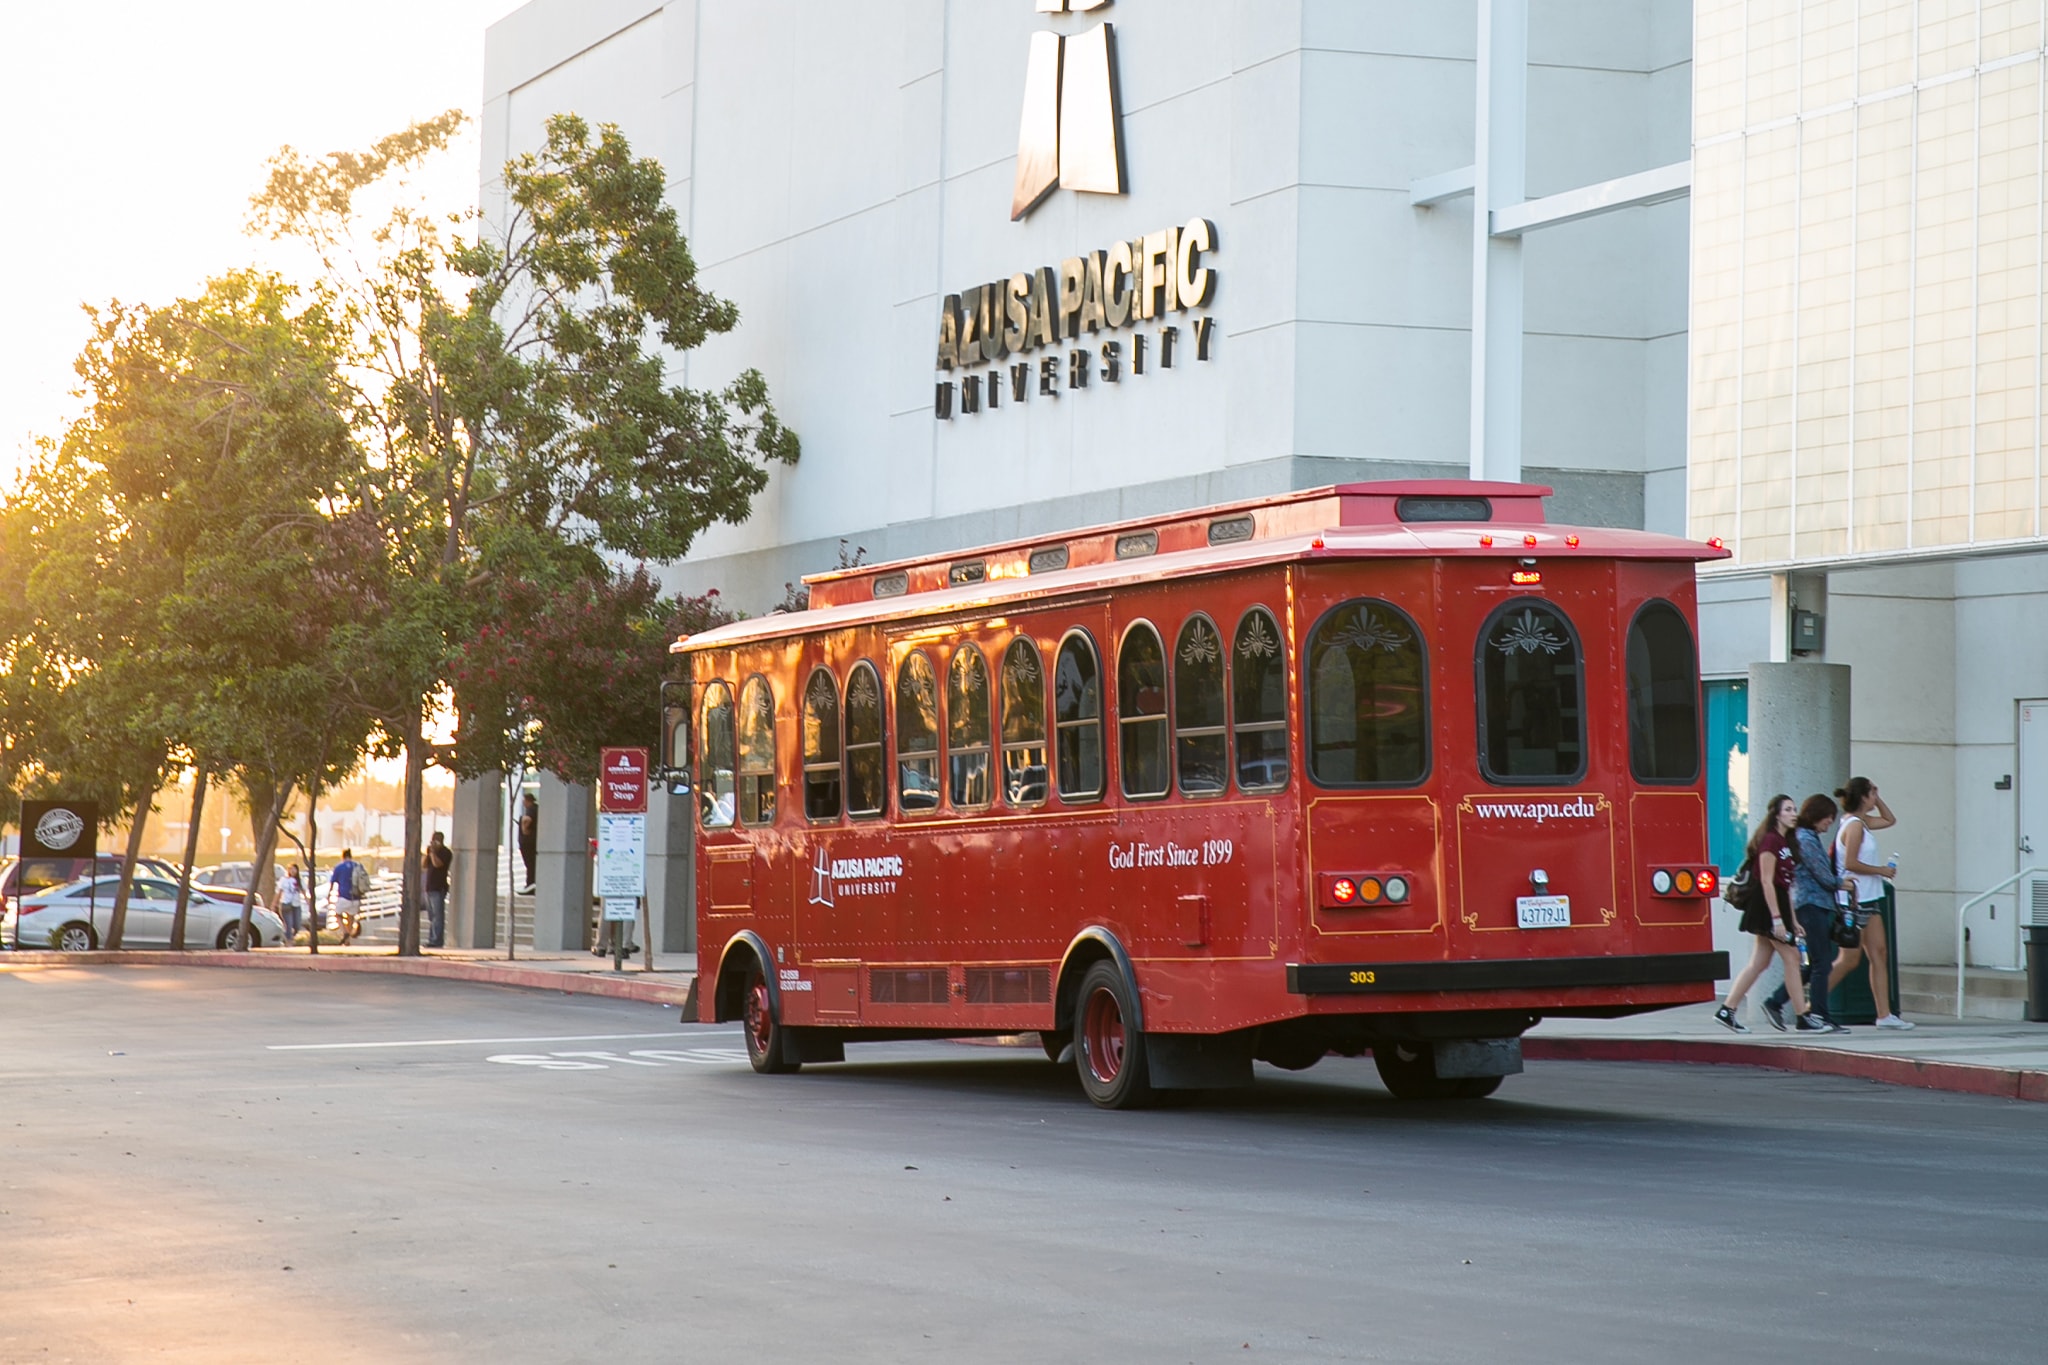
1830, 777, 1911, 1029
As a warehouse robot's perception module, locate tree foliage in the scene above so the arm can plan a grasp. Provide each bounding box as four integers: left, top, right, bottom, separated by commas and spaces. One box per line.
449, 562, 738, 785
248, 110, 798, 953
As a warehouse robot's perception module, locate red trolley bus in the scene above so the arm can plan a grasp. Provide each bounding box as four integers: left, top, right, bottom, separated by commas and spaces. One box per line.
662, 481, 1730, 1108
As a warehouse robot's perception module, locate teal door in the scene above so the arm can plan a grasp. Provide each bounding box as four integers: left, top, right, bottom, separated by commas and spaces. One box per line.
1703, 680, 1749, 875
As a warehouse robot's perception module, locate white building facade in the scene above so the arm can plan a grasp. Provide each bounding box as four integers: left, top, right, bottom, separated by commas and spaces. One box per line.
1691, 0, 2048, 979
481, 0, 1692, 607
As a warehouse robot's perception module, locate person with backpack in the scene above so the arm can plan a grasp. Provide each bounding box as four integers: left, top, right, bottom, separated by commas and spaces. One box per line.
1717, 794, 1835, 1033
1760, 794, 1850, 1032
327, 849, 368, 946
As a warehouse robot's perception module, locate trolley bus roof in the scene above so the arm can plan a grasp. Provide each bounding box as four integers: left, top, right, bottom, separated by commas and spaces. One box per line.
670, 480, 1728, 654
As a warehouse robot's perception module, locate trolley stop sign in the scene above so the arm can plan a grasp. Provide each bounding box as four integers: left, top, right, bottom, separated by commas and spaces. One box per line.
596, 748, 649, 901
599, 747, 649, 813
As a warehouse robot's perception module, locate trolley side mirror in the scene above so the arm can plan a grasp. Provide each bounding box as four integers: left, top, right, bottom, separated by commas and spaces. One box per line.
658, 679, 692, 795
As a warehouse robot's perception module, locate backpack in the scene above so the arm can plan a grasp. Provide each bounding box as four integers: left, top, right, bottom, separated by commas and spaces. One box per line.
1723, 854, 1763, 913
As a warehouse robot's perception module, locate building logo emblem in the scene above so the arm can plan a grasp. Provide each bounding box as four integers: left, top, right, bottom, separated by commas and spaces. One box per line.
1011, 0, 1126, 220
33, 806, 85, 852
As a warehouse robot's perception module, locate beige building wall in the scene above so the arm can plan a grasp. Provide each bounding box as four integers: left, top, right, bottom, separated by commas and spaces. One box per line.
1690, 0, 2048, 562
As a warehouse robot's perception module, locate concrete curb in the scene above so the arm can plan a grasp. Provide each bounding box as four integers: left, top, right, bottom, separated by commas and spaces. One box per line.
0, 949, 694, 1008
1523, 1036, 2048, 1103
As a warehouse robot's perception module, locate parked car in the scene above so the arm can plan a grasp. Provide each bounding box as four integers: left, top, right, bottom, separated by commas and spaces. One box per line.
1, 855, 182, 902
193, 862, 269, 911
2, 876, 287, 951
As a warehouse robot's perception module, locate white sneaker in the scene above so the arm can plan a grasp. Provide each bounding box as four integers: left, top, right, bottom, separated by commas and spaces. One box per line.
1875, 1014, 1916, 1030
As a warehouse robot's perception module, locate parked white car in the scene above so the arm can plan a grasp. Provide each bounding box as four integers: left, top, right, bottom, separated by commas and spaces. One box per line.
2, 876, 287, 951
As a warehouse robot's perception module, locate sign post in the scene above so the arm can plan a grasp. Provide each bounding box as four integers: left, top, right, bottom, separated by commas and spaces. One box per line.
596, 748, 649, 973
17, 800, 99, 951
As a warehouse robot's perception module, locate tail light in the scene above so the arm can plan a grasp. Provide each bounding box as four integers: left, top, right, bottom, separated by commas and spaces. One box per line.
1319, 872, 1414, 909
1649, 866, 1717, 898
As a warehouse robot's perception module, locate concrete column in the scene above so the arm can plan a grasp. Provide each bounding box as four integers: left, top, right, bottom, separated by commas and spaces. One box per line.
451, 773, 501, 950
1747, 662, 1852, 820
644, 784, 695, 952
532, 771, 594, 951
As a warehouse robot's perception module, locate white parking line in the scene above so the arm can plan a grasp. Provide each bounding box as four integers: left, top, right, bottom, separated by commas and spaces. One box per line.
269, 1030, 741, 1052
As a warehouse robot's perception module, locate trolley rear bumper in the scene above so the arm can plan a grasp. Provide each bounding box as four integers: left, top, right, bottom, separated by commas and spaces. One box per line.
1287, 952, 1729, 995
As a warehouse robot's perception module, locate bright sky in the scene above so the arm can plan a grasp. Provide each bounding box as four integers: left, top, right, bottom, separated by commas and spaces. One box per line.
0, 0, 527, 491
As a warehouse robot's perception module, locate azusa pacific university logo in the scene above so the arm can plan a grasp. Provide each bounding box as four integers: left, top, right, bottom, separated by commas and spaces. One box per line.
1011, 0, 1127, 220
809, 846, 835, 908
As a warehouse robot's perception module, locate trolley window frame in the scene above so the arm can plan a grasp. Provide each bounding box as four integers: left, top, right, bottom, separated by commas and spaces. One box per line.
1474, 596, 1588, 786
1302, 598, 1433, 790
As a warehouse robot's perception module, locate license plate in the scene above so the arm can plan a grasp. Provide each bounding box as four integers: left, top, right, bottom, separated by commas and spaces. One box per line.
1516, 895, 1571, 929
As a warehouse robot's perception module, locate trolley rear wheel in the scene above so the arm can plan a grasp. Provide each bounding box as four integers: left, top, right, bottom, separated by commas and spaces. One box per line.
1073, 961, 1154, 1109
743, 965, 800, 1074
1373, 1042, 1501, 1101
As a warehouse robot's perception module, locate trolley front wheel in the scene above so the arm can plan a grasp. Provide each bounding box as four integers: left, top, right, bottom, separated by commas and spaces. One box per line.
1073, 961, 1154, 1110
743, 965, 800, 1074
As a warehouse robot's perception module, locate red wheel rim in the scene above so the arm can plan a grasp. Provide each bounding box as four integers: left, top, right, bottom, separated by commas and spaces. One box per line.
745, 981, 773, 1057
1081, 985, 1125, 1084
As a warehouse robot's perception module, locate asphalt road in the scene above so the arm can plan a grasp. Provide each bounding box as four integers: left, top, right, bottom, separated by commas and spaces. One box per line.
3, 967, 2042, 1364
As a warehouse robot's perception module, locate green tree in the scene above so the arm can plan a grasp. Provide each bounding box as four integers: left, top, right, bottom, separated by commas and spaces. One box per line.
250, 111, 799, 954
11, 271, 374, 947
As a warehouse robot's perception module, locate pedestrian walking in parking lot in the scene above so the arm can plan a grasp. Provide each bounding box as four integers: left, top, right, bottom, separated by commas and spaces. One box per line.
1762, 794, 1848, 1032
278, 865, 306, 942
423, 832, 452, 949
518, 794, 538, 894
328, 849, 367, 946
1829, 777, 1912, 1030
1718, 794, 1833, 1033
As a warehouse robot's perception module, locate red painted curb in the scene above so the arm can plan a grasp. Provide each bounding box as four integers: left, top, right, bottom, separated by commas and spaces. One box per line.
0, 949, 693, 1007
1523, 1036, 2044, 1102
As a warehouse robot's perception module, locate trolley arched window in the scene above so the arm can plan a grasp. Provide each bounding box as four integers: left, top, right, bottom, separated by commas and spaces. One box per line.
1233, 607, 1289, 791
698, 681, 737, 828
1626, 601, 1700, 784
737, 676, 777, 825
1478, 599, 1585, 783
801, 667, 841, 821
844, 662, 886, 818
1000, 638, 1048, 807
1174, 615, 1227, 797
1053, 633, 1104, 801
948, 645, 993, 809
1307, 600, 1429, 786
896, 651, 940, 812
1118, 622, 1170, 799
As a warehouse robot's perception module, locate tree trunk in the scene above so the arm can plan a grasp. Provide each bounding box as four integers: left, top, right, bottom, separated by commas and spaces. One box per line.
304, 793, 319, 956
104, 783, 157, 950
238, 779, 293, 950
170, 769, 207, 951
398, 704, 427, 956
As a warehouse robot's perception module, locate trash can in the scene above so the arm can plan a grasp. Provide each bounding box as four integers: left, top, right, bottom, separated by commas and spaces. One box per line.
1827, 886, 1901, 1025
2026, 924, 2048, 1024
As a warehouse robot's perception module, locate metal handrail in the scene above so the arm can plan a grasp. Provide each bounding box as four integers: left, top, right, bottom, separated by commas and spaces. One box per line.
1955, 866, 2047, 1018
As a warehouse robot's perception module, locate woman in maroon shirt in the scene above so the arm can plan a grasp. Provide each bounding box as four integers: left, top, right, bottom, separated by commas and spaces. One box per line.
1717, 794, 1828, 1032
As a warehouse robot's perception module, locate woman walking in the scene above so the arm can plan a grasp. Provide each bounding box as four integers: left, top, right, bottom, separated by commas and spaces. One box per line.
1762, 794, 1848, 1031
1828, 777, 1911, 1030
1717, 794, 1835, 1033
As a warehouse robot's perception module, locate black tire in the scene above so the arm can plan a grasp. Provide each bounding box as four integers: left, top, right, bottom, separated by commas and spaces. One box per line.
1372, 1042, 1460, 1100
216, 922, 259, 951
56, 922, 97, 952
1452, 1075, 1504, 1099
1072, 960, 1154, 1109
741, 963, 800, 1075
1040, 1031, 1071, 1065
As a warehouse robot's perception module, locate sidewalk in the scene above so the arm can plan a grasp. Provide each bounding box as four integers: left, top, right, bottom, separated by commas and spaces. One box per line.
4, 946, 2042, 1101
0, 944, 703, 1008
1528, 1004, 2048, 1103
